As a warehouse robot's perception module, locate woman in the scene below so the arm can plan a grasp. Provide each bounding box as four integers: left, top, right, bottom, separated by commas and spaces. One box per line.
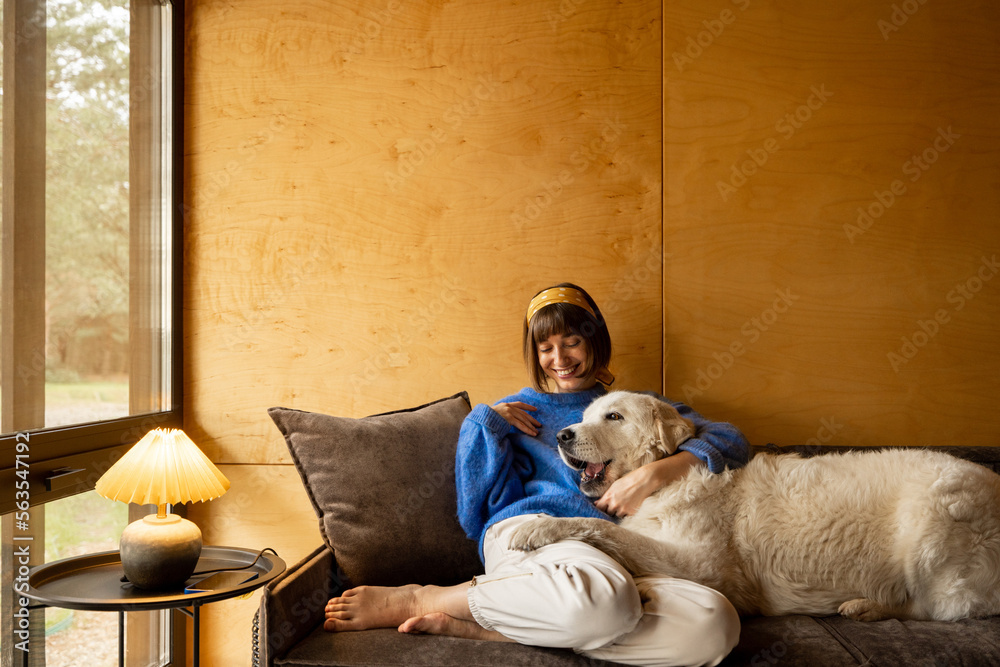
326, 283, 749, 667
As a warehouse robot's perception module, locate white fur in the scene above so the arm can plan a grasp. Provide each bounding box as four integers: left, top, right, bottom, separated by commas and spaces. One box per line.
510, 391, 1000, 621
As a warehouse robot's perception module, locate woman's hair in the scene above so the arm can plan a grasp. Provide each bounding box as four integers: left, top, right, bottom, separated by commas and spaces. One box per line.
522, 282, 612, 392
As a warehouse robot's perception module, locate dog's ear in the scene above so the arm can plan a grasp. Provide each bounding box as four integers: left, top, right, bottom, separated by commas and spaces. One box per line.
652, 401, 695, 456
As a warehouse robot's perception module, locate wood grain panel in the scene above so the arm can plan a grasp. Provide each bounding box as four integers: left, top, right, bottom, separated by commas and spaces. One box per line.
663, 0, 1000, 447
186, 0, 663, 465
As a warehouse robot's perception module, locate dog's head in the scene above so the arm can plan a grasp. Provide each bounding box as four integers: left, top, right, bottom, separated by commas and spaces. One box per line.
557, 391, 695, 498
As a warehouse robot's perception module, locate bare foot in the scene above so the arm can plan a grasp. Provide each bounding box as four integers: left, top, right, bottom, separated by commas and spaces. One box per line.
324, 583, 472, 632
399, 612, 513, 642
325, 585, 423, 631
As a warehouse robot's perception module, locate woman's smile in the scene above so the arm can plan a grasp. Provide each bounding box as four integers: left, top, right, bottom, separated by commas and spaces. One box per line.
537, 333, 595, 392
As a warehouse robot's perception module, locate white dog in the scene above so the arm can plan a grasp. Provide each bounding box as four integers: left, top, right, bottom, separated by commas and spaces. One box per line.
510, 391, 1000, 621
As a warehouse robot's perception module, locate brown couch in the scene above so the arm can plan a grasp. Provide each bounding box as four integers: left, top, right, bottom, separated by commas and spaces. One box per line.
254, 392, 1000, 666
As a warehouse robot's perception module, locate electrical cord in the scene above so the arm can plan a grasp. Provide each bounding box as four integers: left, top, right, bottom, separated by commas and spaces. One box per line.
189, 547, 279, 577
120, 547, 279, 584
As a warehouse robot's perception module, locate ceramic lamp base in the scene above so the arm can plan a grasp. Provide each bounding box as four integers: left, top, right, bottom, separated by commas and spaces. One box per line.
120, 514, 203, 590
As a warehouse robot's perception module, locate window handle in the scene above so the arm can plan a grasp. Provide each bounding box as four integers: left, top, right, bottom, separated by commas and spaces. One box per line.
45, 468, 86, 492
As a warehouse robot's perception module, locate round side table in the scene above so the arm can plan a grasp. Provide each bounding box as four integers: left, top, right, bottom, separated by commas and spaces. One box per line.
24, 545, 286, 667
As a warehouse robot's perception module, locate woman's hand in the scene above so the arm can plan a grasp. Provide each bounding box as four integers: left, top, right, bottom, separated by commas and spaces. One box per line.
493, 401, 541, 436
596, 451, 703, 517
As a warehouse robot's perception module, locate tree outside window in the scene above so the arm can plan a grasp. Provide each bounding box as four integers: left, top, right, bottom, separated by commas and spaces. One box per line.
1, 0, 182, 664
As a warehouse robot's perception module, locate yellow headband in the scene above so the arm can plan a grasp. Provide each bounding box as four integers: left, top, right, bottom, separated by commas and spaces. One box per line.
526, 287, 597, 324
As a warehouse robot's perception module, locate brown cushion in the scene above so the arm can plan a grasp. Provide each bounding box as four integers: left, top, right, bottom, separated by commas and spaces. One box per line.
268, 392, 482, 587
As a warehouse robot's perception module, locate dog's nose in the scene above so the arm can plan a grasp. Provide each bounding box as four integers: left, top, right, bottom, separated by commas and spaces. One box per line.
557, 428, 575, 445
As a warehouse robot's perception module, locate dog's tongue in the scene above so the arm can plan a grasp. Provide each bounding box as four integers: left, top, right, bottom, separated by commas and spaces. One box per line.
585, 461, 606, 479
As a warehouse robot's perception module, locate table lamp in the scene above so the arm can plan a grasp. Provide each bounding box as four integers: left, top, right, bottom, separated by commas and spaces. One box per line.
95, 428, 231, 590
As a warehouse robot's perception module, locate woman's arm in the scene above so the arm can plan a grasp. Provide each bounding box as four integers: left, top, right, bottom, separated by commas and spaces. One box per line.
454, 404, 525, 543
595, 451, 702, 517
670, 399, 750, 473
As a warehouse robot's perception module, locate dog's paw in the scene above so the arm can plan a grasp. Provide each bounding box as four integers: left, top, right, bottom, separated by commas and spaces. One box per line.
508, 517, 565, 552
838, 598, 890, 622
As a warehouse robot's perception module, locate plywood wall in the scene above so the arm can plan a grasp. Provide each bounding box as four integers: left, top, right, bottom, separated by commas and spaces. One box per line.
184, 0, 662, 663
662, 0, 1000, 448
185, 0, 1000, 662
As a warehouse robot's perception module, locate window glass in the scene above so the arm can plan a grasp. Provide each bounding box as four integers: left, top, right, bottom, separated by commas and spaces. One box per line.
45, 0, 132, 427
2, 0, 174, 436
1, 0, 179, 664
43, 492, 127, 666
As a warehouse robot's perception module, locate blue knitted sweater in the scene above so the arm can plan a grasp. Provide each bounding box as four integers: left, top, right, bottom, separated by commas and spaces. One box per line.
455, 386, 750, 560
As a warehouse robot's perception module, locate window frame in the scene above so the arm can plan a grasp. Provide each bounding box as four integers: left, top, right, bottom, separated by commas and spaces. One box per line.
0, 0, 185, 515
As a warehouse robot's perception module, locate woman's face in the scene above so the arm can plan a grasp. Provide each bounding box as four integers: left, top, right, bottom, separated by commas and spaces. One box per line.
536, 332, 595, 393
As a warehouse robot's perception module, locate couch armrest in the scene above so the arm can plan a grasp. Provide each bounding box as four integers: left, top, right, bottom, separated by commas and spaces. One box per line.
256, 545, 348, 666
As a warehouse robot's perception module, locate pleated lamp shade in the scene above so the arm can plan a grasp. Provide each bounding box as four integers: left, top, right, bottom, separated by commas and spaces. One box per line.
96, 428, 230, 506
96, 428, 230, 590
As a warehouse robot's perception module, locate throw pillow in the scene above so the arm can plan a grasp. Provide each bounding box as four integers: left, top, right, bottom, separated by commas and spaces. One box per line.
268, 392, 482, 587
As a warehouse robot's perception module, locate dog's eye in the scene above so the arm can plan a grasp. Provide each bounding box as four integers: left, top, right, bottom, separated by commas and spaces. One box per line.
605, 412, 623, 421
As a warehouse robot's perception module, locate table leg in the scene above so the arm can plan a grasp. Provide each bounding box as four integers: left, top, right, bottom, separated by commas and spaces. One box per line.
193, 603, 200, 667
119, 611, 125, 667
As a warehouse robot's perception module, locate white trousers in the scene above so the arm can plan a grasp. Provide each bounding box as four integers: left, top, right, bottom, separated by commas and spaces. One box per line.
467, 515, 740, 667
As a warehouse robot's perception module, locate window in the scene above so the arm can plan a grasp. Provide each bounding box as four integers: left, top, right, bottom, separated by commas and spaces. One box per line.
0, 0, 182, 663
